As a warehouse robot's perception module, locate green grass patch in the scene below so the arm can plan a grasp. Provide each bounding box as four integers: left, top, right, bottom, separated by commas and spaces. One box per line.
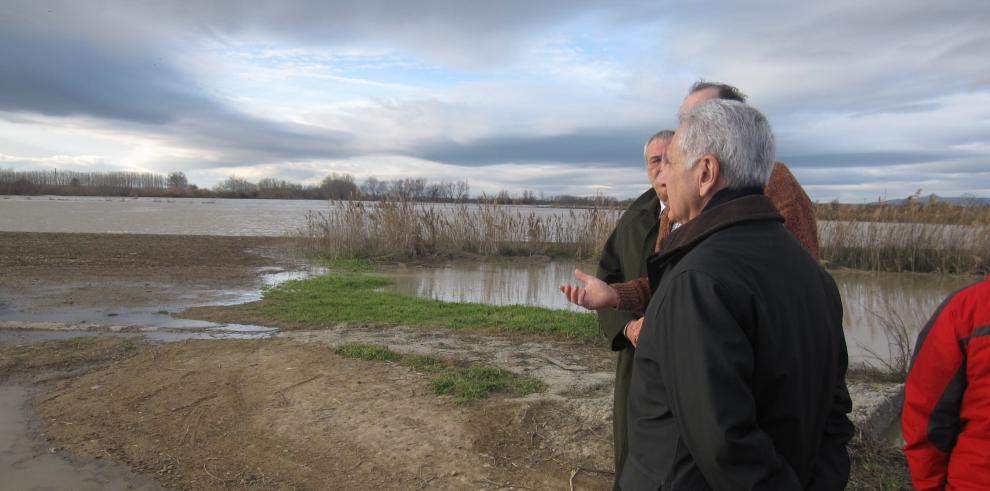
258, 273, 598, 339
400, 354, 447, 373
430, 365, 545, 404
332, 343, 545, 404
314, 257, 376, 273
847, 437, 911, 490
334, 342, 401, 361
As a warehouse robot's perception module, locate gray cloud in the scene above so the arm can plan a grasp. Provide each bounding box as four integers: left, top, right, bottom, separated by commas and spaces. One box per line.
781, 151, 969, 169
2, 0, 989, 201
0, 25, 355, 166
411, 128, 650, 167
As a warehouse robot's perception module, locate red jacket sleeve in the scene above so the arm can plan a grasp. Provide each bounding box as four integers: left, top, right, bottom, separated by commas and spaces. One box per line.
902, 279, 990, 490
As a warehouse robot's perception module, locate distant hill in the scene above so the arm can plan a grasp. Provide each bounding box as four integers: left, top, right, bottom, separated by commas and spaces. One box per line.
881, 194, 990, 206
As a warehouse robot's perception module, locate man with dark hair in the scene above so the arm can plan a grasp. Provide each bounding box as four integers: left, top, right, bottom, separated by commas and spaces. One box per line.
594, 129, 674, 488
687, 80, 747, 103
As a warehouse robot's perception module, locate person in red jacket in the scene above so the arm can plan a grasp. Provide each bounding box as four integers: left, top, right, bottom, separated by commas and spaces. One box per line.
903, 275, 990, 490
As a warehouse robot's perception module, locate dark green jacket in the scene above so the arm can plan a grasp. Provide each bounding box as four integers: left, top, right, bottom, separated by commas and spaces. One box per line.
595, 188, 661, 488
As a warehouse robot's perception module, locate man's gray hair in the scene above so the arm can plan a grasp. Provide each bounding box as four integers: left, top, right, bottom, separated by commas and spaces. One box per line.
643, 130, 675, 160
677, 99, 774, 189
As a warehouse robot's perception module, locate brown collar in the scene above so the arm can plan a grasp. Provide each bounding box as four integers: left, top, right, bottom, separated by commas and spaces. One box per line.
650, 194, 783, 271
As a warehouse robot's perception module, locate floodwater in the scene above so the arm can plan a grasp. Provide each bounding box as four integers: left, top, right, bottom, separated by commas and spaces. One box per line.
0, 266, 324, 343
0, 385, 164, 490
0, 195, 587, 236
1, 194, 978, 362
380, 259, 977, 364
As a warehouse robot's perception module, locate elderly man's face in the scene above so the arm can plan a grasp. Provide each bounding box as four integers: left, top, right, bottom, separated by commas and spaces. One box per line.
659, 131, 704, 224
644, 138, 670, 202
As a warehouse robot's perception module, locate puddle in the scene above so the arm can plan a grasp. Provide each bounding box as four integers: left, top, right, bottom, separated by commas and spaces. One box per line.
0, 265, 327, 344
0, 385, 164, 490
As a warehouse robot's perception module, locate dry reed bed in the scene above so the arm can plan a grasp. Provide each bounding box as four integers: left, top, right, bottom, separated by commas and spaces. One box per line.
299, 199, 988, 273
299, 199, 620, 260
815, 200, 990, 226
819, 220, 989, 274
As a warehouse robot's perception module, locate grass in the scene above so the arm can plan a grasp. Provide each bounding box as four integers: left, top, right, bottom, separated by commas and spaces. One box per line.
296, 197, 620, 261
333, 343, 401, 361
315, 257, 376, 273
819, 220, 988, 274
847, 437, 912, 490
816, 193, 989, 274
815, 195, 990, 226
257, 273, 599, 339
333, 342, 546, 403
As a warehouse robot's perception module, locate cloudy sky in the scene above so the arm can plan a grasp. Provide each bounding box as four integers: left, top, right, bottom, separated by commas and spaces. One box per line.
1, 0, 987, 202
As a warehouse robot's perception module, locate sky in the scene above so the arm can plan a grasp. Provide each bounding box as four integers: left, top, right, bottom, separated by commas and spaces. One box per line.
1, 0, 988, 202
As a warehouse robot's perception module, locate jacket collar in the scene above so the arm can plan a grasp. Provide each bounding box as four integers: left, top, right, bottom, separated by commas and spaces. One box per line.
628, 188, 661, 216
650, 193, 783, 270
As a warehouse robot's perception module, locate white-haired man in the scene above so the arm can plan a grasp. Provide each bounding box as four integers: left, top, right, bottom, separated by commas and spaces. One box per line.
620, 99, 852, 490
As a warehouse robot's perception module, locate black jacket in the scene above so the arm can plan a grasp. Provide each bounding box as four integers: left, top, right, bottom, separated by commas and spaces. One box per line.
595, 188, 662, 487
621, 193, 854, 491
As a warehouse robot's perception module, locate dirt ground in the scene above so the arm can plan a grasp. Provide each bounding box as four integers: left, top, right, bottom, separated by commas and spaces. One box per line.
0, 337, 613, 490
0, 232, 293, 310
0, 231, 906, 489
0, 232, 617, 490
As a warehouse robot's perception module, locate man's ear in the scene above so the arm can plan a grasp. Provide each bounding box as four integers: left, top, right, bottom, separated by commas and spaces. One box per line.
698, 155, 721, 197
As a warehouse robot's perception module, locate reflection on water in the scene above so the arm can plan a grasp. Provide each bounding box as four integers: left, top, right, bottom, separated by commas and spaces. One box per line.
382, 260, 598, 313
382, 260, 977, 363
832, 270, 973, 363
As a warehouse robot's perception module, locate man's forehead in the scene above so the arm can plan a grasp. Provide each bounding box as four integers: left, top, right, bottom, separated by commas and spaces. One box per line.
646, 138, 668, 155
682, 87, 719, 111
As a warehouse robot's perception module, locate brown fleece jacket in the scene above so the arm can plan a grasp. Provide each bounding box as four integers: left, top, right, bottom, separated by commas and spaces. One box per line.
612, 162, 819, 314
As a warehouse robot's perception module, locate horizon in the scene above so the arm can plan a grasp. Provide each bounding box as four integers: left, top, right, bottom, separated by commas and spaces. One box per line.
1, 1, 988, 202
5, 166, 990, 205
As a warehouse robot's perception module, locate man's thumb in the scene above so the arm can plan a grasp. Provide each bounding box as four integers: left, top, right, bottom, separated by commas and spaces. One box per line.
574, 269, 592, 284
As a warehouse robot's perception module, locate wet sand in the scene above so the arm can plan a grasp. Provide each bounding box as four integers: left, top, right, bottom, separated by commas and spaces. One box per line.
0, 385, 164, 490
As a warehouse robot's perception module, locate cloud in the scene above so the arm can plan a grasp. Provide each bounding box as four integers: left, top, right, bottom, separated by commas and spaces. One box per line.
411, 127, 649, 167
1, 0, 989, 202
0, 26, 356, 167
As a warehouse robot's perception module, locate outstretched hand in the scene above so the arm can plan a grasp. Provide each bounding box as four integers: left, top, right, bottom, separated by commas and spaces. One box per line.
559, 269, 620, 311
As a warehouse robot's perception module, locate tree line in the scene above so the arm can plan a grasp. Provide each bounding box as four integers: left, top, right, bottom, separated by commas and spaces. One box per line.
0, 168, 619, 206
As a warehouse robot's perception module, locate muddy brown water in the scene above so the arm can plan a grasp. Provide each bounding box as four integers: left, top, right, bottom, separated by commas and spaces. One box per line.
0, 195, 594, 236
0, 385, 164, 490
380, 259, 977, 365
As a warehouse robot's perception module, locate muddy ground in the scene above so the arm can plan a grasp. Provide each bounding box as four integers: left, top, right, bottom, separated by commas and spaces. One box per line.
0, 337, 613, 490
0, 231, 906, 489
0, 232, 293, 310
0, 232, 616, 490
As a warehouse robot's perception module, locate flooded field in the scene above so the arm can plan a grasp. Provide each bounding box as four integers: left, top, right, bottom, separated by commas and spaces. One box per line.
380, 259, 976, 364
0, 195, 589, 237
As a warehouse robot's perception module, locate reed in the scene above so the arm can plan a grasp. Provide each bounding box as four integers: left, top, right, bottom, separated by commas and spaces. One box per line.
819, 220, 989, 274
297, 198, 620, 260
297, 196, 987, 273
815, 196, 990, 226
